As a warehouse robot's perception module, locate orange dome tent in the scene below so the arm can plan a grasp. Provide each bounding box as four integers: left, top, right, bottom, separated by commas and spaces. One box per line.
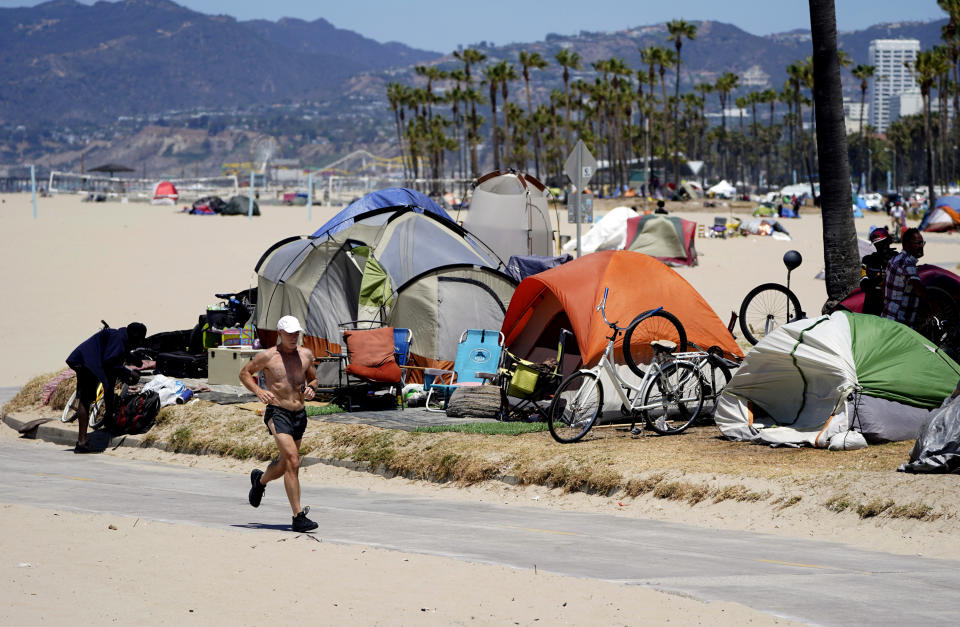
501, 250, 741, 370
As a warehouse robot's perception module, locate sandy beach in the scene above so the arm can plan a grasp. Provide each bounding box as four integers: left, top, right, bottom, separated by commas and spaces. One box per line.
2, 191, 957, 385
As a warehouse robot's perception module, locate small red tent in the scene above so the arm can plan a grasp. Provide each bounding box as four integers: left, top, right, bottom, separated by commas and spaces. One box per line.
501, 250, 741, 369
152, 180, 178, 204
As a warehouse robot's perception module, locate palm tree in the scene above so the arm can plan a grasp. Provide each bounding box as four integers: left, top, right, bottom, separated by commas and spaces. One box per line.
759, 88, 778, 186
483, 63, 505, 171
850, 64, 875, 191
455, 48, 487, 177
648, 46, 677, 182
498, 61, 520, 169
939, 1, 960, 180
554, 49, 582, 152
386, 82, 409, 181
908, 49, 940, 209
518, 50, 549, 177
714, 71, 740, 179
414, 65, 448, 120
666, 19, 698, 184
809, 0, 860, 306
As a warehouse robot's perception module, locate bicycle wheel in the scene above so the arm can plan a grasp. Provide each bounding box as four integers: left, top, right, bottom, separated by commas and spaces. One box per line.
60, 390, 81, 423
88, 393, 107, 429
548, 371, 603, 443
919, 286, 960, 352
699, 358, 732, 421
739, 283, 803, 345
642, 361, 704, 435
623, 310, 688, 378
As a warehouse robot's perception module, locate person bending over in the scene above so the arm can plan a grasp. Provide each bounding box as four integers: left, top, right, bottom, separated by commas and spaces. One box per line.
66, 322, 146, 453
239, 315, 320, 532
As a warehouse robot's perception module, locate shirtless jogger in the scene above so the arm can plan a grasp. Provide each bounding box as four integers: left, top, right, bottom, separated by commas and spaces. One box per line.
239, 315, 319, 532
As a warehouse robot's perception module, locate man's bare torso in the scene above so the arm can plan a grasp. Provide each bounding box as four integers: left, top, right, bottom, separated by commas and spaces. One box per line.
259, 346, 312, 411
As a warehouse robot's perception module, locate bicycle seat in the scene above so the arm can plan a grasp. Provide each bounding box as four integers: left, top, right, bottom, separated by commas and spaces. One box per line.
650, 339, 677, 354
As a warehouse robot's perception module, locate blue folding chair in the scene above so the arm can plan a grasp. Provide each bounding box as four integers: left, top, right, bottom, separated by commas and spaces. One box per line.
424, 329, 504, 412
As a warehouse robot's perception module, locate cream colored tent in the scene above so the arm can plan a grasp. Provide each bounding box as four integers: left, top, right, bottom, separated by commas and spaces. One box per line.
464, 171, 555, 260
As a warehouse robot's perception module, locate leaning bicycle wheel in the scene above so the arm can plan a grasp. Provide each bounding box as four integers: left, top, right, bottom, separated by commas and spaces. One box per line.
642, 361, 704, 435
88, 394, 107, 429
548, 371, 603, 443
739, 283, 803, 345
60, 390, 81, 423
623, 309, 688, 378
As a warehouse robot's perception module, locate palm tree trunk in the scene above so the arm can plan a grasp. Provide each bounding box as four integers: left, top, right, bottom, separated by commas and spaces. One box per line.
809, 0, 859, 307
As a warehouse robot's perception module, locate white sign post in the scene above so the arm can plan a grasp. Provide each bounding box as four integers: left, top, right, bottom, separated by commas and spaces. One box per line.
564, 140, 597, 257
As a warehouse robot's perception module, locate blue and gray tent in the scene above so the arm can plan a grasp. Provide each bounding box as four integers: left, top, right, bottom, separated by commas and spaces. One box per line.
312, 187, 451, 238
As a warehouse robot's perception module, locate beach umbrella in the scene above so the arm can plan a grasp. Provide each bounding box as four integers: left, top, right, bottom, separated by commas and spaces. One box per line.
88, 163, 135, 177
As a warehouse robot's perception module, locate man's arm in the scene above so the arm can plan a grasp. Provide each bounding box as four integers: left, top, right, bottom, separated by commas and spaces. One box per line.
302, 348, 318, 401
239, 351, 278, 405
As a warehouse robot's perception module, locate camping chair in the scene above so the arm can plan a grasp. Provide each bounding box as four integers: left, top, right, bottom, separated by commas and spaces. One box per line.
321, 322, 412, 411
711, 216, 728, 238
496, 329, 573, 422
423, 329, 504, 412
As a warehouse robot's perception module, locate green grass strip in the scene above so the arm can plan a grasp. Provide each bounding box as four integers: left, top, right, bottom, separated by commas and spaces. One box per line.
306, 404, 344, 417
414, 422, 549, 435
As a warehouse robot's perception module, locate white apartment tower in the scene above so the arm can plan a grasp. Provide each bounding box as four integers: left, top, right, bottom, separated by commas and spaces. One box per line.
867, 39, 920, 132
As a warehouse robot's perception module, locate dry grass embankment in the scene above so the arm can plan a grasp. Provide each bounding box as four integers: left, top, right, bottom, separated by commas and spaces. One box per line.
3, 373, 952, 524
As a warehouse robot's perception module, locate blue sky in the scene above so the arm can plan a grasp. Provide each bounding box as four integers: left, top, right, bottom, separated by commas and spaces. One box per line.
2, 1, 948, 52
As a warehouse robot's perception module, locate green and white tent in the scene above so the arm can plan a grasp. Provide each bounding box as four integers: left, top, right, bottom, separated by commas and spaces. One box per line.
716, 311, 960, 447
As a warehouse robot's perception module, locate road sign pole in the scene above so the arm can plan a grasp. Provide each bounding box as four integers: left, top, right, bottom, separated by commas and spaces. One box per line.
576, 147, 582, 258
248, 171, 254, 219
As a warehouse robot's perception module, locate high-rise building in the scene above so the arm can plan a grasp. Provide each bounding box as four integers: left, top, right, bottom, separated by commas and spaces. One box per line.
867, 39, 920, 132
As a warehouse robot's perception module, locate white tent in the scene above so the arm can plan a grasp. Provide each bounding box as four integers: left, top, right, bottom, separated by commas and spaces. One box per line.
561, 206, 637, 255
707, 180, 736, 199
464, 171, 555, 261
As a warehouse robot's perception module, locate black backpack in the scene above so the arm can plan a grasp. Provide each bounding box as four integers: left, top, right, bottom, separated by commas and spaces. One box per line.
111, 390, 161, 435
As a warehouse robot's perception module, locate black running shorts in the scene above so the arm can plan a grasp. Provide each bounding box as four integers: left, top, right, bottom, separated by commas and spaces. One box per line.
263, 405, 308, 441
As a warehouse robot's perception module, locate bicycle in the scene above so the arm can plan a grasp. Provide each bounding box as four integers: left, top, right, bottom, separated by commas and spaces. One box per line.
672, 345, 739, 418
547, 288, 706, 443
738, 250, 807, 345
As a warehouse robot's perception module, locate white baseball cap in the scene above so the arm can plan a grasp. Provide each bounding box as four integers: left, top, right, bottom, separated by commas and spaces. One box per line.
277, 315, 303, 334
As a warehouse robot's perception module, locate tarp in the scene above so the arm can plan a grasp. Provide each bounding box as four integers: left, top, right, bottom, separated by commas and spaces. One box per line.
623, 215, 697, 266
312, 188, 450, 238
899, 395, 960, 473
715, 312, 960, 447
222, 195, 260, 216
464, 171, 554, 261
505, 254, 573, 282
561, 206, 637, 255
255, 208, 504, 370
501, 250, 742, 369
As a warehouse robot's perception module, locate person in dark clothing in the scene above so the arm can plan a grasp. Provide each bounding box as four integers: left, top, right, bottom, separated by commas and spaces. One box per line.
66, 322, 147, 453
860, 227, 898, 316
